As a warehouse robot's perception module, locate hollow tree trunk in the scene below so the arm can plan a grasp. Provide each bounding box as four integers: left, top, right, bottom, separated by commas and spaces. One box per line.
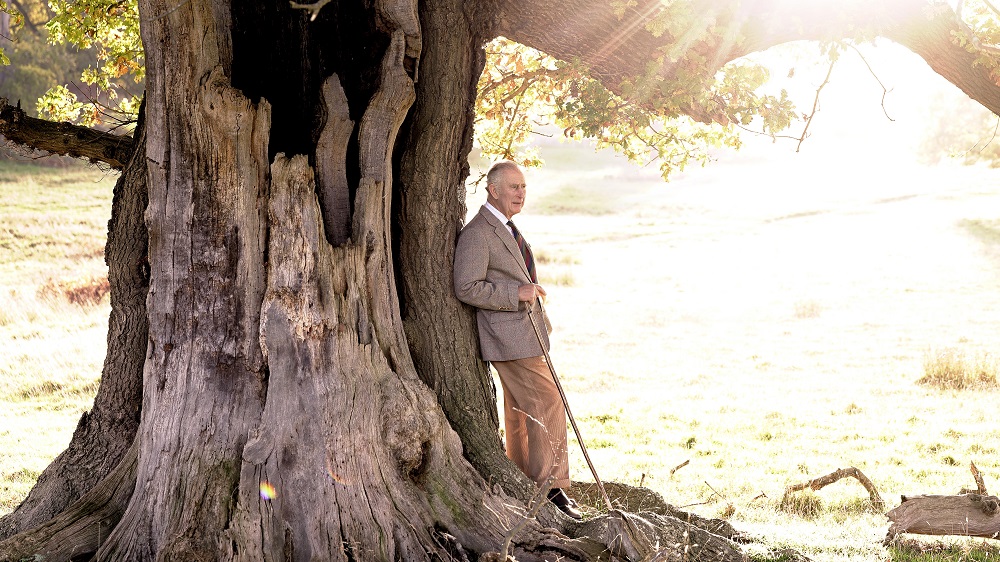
0, 0, 582, 559
0, 104, 148, 541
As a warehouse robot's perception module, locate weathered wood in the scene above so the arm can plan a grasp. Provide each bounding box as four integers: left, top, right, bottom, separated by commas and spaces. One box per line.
0, 98, 133, 168
314, 74, 353, 246
93, 0, 272, 556
785, 467, 885, 510
886, 494, 1000, 540
222, 153, 565, 560
0, 440, 138, 561
972, 462, 988, 495
354, 28, 418, 373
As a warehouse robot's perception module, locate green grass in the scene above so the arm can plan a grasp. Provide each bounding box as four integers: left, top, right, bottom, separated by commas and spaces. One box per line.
889, 540, 1000, 561
0, 160, 114, 514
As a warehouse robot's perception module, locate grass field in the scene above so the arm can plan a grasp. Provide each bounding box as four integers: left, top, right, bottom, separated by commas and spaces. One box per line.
0, 161, 114, 514
2, 142, 999, 561
473, 139, 1000, 561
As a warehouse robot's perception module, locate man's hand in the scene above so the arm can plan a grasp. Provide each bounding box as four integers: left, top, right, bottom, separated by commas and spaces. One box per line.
517, 283, 547, 303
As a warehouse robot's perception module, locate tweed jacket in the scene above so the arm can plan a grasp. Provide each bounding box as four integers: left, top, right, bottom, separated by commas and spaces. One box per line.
454, 206, 551, 361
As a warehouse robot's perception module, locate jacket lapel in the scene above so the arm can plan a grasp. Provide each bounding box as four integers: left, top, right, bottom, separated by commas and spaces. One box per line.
480, 206, 531, 281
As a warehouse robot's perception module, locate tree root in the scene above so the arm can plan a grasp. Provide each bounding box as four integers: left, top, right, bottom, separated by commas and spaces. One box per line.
0, 439, 137, 562
572, 480, 751, 543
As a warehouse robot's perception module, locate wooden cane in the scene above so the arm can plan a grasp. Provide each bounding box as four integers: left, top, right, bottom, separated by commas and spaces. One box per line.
527, 299, 615, 512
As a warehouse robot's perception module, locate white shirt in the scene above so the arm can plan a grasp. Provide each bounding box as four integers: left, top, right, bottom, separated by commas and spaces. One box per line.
484, 201, 513, 235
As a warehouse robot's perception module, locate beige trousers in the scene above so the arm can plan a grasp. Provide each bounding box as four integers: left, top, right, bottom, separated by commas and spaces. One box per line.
492, 355, 570, 490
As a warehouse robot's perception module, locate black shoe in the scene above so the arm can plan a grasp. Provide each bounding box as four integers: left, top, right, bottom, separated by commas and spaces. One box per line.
547, 488, 583, 520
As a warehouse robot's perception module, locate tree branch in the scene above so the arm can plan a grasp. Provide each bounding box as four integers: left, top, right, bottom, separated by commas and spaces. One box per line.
498, 0, 1000, 121
847, 43, 895, 122
0, 98, 134, 169
796, 56, 836, 152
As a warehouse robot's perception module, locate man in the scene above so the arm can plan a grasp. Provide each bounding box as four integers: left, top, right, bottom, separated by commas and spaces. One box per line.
453, 160, 582, 520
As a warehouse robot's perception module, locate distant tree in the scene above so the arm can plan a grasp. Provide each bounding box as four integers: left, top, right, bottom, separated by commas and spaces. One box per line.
1, 1, 1000, 560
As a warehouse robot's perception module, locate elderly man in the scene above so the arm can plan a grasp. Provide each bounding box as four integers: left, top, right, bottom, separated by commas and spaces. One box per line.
453, 160, 581, 520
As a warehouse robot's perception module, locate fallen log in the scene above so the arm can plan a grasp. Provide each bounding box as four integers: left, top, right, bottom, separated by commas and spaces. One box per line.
885, 494, 1000, 541
885, 463, 999, 542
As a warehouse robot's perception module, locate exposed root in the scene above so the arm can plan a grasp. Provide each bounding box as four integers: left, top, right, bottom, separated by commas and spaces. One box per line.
0, 440, 138, 562
571, 480, 750, 543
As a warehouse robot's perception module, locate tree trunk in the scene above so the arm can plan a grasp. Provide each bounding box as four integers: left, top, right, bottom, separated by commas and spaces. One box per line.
86, 1, 595, 558
397, 0, 537, 504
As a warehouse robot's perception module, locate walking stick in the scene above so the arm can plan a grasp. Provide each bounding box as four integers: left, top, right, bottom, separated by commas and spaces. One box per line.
526, 299, 615, 512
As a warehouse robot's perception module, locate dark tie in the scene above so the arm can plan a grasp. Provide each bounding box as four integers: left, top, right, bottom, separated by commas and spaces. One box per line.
507, 220, 537, 283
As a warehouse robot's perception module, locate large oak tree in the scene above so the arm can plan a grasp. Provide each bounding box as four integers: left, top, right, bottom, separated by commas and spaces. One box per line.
1, 0, 999, 559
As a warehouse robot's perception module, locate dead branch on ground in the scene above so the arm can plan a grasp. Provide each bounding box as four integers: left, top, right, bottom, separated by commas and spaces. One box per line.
784, 466, 885, 510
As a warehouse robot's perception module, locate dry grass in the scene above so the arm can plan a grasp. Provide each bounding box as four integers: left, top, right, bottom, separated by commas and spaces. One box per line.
779, 490, 824, 519
37, 274, 110, 305
793, 300, 822, 319
889, 538, 1000, 562
536, 248, 578, 287
0, 161, 113, 514
532, 184, 617, 216
918, 348, 998, 390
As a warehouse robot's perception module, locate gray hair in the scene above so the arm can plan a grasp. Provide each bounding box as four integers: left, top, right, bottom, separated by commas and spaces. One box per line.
486, 160, 520, 188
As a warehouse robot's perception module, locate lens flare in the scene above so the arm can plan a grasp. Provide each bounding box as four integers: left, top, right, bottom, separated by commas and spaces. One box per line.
259, 481, 277, 500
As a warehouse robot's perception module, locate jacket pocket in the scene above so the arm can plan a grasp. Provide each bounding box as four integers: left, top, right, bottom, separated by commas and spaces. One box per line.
485, 309, 526, 324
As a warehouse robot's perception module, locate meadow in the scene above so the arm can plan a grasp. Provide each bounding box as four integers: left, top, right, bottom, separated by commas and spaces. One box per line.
474, 139, 1000, 561
0, 161, 116, 516
1, 141, 999, 561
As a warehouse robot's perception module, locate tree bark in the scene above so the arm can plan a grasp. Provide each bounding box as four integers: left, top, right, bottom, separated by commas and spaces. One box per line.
0, 98, 133, 168
80, 1, 270, 556
886, 494, 1000, 540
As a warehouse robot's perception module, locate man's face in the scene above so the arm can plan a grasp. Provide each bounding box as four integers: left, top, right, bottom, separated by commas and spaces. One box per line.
487, 168, 527, 220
